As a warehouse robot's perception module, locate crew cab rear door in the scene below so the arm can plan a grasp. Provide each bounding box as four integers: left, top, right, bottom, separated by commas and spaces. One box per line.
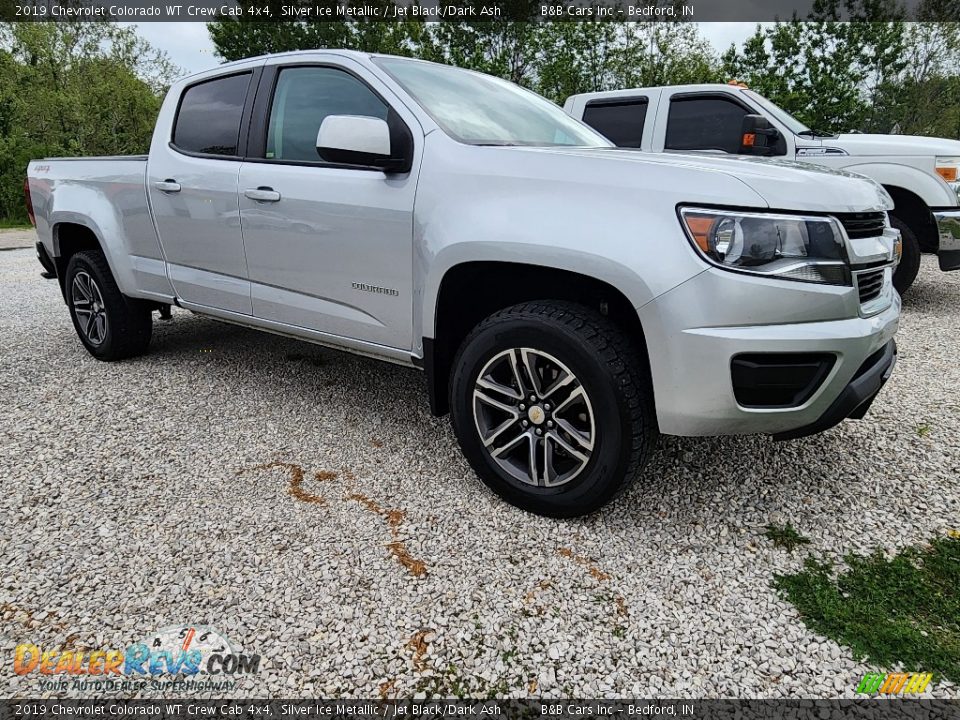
237, 56, 420, 350
147, 68, 262, 315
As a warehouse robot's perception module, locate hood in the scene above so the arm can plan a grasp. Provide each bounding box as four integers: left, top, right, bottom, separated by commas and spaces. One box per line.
823, 133, 960, 157
508, 146, 893, 214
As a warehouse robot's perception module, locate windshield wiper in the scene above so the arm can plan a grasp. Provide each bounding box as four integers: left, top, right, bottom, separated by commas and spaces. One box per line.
797, 129, 836, 138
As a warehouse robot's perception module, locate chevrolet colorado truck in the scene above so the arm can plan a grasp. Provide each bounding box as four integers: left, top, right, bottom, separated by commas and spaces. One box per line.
26, 52, 900, 517
564, 83, 960, 294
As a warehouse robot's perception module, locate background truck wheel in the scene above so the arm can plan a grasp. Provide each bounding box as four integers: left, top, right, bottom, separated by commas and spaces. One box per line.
450, 301, 657, 518
890, 215, 921, 295
65, 250, 152, 360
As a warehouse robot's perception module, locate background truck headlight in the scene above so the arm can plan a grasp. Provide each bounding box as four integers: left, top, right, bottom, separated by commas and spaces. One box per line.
935, 157, 960, 200
679, 207, 850, 285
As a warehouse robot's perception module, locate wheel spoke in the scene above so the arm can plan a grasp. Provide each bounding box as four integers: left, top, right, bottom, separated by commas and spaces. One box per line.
491, 428, 529, 459
74, 307, 92, 318
73, 276, 91, 303
520, 349, 542, 396
547, 429, 590, 463
482, 416, 520, 448
84, 311, 97, 337
507, 350, 528, 396
552, 385, 585, 416
527, 434, 540, 486
474, 388, 519, 415
541, 369, 575, 400
476, 376, 523, 401
93, 314, 106, 343
542, 435, 556, 486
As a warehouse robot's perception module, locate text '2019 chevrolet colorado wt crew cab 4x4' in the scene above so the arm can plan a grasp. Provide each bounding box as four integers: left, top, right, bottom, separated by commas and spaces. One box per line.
26, 51, 901, 517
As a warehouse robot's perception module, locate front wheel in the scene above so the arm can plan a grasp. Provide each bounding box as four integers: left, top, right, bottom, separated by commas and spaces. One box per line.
890, 215, 921, 295
450, 301, 657, 517
65, 250, 152, 360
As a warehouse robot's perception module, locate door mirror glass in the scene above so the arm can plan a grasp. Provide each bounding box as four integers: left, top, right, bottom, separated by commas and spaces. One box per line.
317, 115, 405, 172
739, 114, 781, 156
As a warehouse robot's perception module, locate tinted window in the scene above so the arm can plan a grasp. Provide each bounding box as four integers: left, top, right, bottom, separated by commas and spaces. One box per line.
266, 67, 389, 162
582, 99, 647, 148
174, 73, 250, 156
665, 96, 749, 154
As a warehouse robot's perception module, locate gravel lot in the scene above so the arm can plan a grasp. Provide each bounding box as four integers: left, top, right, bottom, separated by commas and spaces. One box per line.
1, 244, 958, 699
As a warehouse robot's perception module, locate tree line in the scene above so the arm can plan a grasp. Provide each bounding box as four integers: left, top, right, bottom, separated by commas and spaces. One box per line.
2, 1, 959, 224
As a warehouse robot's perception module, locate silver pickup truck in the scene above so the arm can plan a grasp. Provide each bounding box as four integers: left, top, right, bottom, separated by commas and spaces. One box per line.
26, 51, 900, 517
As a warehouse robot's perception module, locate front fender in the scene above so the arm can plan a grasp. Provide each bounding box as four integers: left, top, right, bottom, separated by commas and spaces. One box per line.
840, 162, 958, 209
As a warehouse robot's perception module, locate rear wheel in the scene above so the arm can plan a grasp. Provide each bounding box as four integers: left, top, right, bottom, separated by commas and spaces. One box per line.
65, 250, 152, 360
890, 215, 921, 295
450, 301, 657, 517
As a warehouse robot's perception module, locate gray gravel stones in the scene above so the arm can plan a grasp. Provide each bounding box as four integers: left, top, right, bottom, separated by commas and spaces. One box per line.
0, 248, 957, 699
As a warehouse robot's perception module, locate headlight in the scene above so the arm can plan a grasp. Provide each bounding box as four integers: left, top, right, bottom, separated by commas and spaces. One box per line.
679, 207, 850, 285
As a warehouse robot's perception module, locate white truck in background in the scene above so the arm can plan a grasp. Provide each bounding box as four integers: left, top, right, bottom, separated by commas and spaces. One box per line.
564, 83, 960, 294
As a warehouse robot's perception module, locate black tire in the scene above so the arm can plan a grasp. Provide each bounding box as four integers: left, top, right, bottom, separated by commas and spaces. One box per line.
450, 301, 657, 518
890, 215, 921, 295
65, 250, 152, 360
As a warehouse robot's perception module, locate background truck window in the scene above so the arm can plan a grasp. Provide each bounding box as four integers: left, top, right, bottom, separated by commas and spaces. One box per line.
665, 96, 749, 154
265, 67, 388, 163
581, 98, 648, 148
173, 73, 251, 156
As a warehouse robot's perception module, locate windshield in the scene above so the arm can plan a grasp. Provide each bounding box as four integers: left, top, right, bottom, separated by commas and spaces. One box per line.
375, 57, 611, 148
742, 90, 813, 136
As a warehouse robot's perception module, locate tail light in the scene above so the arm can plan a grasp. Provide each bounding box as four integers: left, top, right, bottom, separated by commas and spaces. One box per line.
24, 178, 36, 227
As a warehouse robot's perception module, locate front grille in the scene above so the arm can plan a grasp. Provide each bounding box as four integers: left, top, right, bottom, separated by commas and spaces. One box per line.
835, 211, 887, 239
857, 268, 885, 303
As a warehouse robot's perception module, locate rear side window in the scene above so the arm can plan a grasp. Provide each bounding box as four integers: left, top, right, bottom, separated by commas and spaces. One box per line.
266, 67, 388, 162
665, 96, 749, 154
581, 98, 648, 148
173, 73, 251, 157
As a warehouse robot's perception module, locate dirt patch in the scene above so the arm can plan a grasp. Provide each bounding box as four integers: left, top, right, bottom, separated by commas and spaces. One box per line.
558, 547, 611, 581
406, 628, 435, 671
243, 461, 326, 505
347, 491, 427, 578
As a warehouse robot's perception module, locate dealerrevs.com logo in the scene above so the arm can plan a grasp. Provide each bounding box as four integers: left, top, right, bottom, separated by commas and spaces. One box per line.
14, 625, 260, 678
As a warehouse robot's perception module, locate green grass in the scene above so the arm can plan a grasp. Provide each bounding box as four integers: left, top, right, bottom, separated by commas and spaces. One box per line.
0, 218, 31, 230
774, 536, 960, 682
765, 522, 811, 552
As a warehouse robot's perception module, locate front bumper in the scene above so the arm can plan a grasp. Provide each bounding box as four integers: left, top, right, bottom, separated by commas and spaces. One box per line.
933, 208, 960, 271
637, 267, 900, 437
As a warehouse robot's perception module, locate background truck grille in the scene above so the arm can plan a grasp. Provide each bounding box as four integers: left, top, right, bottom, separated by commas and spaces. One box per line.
857, 268, 886, 303
834, 211, 887, 239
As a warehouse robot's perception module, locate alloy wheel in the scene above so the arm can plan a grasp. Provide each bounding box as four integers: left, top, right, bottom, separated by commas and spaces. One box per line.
472, 348, 595, 487
71, 270, 108, 346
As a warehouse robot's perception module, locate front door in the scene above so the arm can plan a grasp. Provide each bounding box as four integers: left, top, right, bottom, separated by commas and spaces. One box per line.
148, 71, 258, 314
238, 62, 418, 350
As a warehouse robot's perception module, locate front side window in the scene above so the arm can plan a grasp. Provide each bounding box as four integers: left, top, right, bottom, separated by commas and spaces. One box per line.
582, 98, 648, 148
376, 57, 609, 148
665, 96, 750, 154
266, 67, 389, 162
174, 73, 250, 156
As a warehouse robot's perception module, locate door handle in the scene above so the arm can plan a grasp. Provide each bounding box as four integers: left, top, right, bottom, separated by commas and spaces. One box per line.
244, 187, 281, 202
153, 179, 181, 193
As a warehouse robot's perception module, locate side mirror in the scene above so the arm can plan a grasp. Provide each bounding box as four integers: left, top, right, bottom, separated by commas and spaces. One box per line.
316, 115, 411, 174
739, 114, 781, 156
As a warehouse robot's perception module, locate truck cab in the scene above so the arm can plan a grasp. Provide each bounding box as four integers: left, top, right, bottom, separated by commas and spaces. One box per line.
564, 83, 960, 293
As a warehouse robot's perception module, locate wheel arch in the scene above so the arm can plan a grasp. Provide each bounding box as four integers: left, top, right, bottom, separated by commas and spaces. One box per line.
423, 261, 651, 417
52, 220, 111, 301
883, 184, 939, 253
